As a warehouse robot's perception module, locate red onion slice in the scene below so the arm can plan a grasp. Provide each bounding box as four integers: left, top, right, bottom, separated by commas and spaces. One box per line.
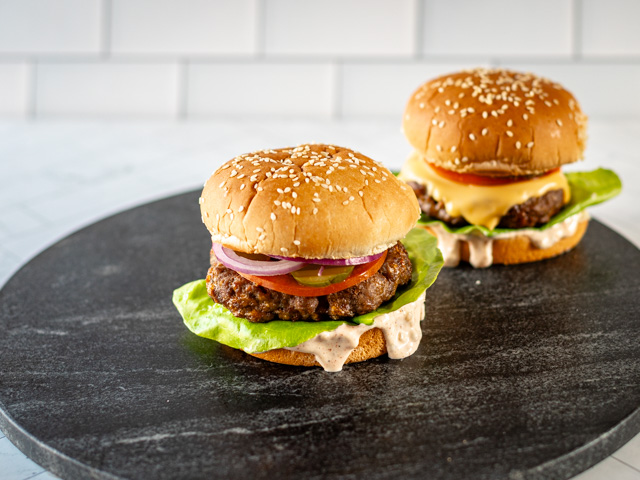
271, 251, 385, 266
213, 244, 305, 276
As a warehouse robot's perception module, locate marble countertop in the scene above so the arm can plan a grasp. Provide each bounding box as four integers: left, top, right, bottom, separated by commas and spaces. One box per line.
0, 119, 639, 480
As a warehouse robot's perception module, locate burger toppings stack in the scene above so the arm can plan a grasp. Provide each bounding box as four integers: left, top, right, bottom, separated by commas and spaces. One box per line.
399, 67, 621, 268
174, 144, 443, 372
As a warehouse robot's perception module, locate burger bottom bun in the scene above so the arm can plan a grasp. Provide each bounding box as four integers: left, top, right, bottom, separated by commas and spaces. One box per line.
249, 328, 387, 367
422, 219, 588, 266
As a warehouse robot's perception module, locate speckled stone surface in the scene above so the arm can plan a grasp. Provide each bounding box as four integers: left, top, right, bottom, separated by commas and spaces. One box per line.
0, 191, 639, 480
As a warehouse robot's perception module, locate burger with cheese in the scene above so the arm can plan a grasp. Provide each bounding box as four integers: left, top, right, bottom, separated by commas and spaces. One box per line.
399, 68, 621, 268
173, 144, 443, 372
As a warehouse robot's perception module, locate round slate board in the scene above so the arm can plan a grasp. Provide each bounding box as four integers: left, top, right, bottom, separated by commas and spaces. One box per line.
1, 191, 639, 480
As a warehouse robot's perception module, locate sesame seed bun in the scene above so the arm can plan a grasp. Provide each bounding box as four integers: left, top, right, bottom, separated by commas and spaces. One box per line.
249, 327, 387, 367
403, 68, 588, 176
200, 144, 420, 259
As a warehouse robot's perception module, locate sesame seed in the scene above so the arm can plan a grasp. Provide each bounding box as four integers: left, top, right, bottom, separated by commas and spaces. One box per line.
506, 131, 514, 137
270, 213, 276, 221
256, 227, 264, 232
198, 197, 204, 204
523, 113, 529, 120
277, 188, 283, 194
313, 208, 318, 215
291, 206, 296, 214
469, 133, 476, 141
450, 146, 457, 152
507, 119, 513, 127
312, 197, 320, 202
230, 170, 237, 177
482, 111, 488, 119
238, 206, 244, 212
439, 121, 445, 128
516, 141, 521, 149
436, 145, 442, 152
293, 240, 300, 246
527, 141, 534, 148
359, 191, 364, 197
280, 248, 288, 252
342, 200, 349, 205
482, 128, 488, 136
292, 192, 297, 198
274, 200, 281, 206
556, 119, 563, 126
349, 196, 354, 201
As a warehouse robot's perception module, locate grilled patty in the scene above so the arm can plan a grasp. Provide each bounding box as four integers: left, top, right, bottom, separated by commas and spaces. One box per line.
407, 181, 565, 229
206, 242, 412, 323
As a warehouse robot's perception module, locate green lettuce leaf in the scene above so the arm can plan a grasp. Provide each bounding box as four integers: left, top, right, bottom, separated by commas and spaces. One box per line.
417, 168, 622, 236
172, 228, 444, 353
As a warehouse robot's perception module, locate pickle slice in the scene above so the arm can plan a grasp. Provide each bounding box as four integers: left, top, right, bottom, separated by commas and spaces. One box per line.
291, 265, 355, 287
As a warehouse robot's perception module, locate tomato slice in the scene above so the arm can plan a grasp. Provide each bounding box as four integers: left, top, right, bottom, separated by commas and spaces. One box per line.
237, 251, 388, 297
430, 163, 559, 186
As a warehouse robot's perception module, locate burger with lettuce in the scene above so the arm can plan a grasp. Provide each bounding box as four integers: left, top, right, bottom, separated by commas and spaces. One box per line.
173, 144, 443, 372
399, 68, 621, 268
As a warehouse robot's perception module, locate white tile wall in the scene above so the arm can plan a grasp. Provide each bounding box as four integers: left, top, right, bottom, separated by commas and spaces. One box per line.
502, 63, 640, 118
111, 0, 257, 55
341, 62, 486, 117
36, 63, 179, 117
422, 0, 573, 57
264, 0, 417, 57
187, 62, 334, 117
0, 63, 29, 116
0, 0, 101, 54
0, 0, 638, 119
581, 0, 640, 56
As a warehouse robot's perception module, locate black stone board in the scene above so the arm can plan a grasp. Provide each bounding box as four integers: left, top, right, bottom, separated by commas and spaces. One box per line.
0, 191, 639, 480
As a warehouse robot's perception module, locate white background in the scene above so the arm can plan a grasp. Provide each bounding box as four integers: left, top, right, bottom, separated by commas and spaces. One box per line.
0, 1, 639, 479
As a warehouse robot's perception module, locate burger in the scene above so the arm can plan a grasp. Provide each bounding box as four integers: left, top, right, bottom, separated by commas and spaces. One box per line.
173, 144, 443, 372
399, 68, 621, 268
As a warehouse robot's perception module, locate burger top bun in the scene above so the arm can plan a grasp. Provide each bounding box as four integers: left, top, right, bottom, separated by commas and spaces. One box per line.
403, 68, 588, 176
200, 144, 420, 259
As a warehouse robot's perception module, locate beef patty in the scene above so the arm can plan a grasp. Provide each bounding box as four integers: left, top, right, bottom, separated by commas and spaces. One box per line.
407, 181, 565, 229
206, 242, 412, 323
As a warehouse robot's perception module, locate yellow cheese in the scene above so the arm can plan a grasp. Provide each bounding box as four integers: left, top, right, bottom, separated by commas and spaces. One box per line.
399, 151, 571, 230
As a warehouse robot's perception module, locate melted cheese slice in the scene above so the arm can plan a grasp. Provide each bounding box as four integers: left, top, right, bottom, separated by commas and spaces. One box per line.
399, 151, 571, 230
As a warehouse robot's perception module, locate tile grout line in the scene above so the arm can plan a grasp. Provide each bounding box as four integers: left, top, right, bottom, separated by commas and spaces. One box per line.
177, 60, 188, 119
255, 0, 266, 58
572, 0, 583, 60
413, 0, 424, 58
331, 60, 343, 120
1, 54, 640, 64
27, 60, 37, 119
101, 0, 112, 58
611, 456, 640, 474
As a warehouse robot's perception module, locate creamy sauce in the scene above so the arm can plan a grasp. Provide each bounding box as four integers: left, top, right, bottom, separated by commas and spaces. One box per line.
399, 151, 571, 230
430, 211, 589, 268
284, 292, 427, 372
